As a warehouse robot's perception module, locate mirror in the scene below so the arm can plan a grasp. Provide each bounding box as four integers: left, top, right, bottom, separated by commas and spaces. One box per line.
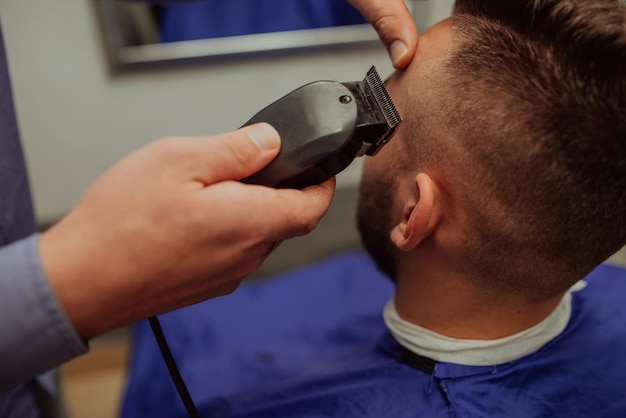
95, 0, 421, 70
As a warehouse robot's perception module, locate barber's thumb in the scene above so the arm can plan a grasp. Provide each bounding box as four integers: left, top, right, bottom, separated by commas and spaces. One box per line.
245, 123, 281, 152
198, 123, 281, 184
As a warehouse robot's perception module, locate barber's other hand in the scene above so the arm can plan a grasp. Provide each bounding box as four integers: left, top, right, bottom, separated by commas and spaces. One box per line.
39, 123, 335, 340
348, 0, 418, 69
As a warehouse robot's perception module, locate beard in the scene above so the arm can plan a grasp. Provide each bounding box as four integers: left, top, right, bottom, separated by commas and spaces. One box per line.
356, 173, 399, 282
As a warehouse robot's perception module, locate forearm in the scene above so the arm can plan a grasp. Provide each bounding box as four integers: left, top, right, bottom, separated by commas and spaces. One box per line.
0, 235, 87, 393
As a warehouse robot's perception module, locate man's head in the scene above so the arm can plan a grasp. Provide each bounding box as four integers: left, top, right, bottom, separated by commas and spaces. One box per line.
358, 0, 626, 300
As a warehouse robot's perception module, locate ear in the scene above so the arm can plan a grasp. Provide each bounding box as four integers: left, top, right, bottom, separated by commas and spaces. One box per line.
390, 173, 440, 251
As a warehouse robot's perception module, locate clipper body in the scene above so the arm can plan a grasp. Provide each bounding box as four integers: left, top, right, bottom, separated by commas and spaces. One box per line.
242, 66, 401, 189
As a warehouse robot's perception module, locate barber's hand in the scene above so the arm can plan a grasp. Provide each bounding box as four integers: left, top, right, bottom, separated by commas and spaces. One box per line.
348, 0, 418, 69
39, 123, 335, 340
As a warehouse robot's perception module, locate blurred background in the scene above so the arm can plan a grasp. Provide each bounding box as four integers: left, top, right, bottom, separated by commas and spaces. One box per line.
0, 0, 453, 226
0, 0, 623, 417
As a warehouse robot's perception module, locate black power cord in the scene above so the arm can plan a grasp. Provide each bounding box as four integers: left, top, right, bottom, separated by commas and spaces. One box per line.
149, 316, 201, 418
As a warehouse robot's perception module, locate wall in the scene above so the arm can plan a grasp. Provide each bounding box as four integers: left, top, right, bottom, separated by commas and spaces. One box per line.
0, 0, 454, 224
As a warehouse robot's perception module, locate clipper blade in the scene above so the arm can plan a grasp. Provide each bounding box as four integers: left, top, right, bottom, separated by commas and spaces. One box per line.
364, 66, 402, 130
342, 65, 402, 156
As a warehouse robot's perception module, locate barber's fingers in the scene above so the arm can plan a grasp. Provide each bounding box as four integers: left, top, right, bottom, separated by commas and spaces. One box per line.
261, 177, 336, 239
348, 0, 418, 69
183, 123, 282, 185
209, 176, 336, 240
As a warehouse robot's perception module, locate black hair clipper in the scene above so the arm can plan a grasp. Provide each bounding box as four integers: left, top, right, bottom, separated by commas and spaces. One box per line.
241, 66, 401, 189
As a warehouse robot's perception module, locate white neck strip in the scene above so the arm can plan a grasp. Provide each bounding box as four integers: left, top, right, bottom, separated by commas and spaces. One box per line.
384, 281, 585, 366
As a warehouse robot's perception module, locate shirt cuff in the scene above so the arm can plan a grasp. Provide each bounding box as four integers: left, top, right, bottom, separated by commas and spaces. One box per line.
0, 234, 88, 393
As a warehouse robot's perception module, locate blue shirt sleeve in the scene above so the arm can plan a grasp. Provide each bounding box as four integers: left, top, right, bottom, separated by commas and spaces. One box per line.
0, 234, 88, 393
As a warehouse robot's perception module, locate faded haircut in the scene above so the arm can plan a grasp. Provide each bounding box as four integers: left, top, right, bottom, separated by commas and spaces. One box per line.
422, 0, 626, 298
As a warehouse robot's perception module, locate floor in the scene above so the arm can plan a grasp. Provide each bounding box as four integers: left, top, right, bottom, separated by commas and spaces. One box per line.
59, 246, 626, 418
60, 328, 131, 418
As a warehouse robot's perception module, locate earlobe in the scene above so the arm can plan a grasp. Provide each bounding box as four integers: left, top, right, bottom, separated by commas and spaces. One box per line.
390, 173, 440, 251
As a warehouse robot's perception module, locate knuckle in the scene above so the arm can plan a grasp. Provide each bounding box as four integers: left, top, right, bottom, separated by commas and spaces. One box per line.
229, 250, 262, 279
302, 218, 319, 234
213, 281, 240, 298
222, 138, 253, 168
272, 194, 324, 237
222, 282, 240, 296
373, 15, 397, 34
291, 215, 319, 236
242, 255, 264, 276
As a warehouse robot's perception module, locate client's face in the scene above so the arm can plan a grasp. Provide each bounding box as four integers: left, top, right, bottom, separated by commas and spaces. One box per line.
357, 19, 453, 281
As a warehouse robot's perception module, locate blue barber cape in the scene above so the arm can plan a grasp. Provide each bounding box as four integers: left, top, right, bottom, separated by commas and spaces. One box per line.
122, 252, 626, 418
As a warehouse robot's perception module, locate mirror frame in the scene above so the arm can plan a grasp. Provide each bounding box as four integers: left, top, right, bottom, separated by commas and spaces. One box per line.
95, 0, 420, 70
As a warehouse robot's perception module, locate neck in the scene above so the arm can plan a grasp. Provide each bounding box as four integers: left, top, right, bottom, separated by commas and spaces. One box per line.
393, 255, 565, 340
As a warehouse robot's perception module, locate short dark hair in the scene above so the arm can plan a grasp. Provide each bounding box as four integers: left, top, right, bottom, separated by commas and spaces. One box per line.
414, 0, 626, 297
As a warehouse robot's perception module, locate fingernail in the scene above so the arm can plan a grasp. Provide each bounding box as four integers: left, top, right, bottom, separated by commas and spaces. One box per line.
247, 123, 280, 151
390, 40, 408, 68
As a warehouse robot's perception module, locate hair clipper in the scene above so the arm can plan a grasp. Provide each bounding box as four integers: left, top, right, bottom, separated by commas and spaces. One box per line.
241, 66, 402, 189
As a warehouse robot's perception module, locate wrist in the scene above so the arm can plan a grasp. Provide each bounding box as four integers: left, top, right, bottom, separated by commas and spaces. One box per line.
39, 219, 117, 340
